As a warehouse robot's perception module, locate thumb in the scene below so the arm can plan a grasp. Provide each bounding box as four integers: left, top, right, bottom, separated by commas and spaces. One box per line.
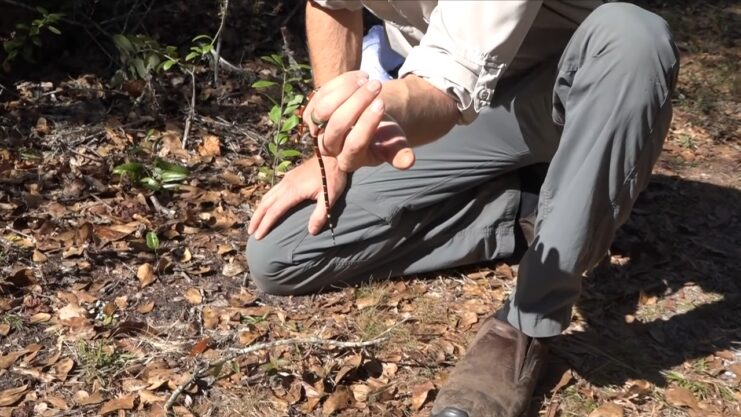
308, 194, 329, 235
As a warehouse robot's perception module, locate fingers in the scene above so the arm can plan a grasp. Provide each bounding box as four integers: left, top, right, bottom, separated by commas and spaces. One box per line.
248, 184, 304, 241
336, 98, 385, 172
320, 79, 382, 155
307, 191, 328, 235
372, 120, 416, 170
304, 71, 369, 136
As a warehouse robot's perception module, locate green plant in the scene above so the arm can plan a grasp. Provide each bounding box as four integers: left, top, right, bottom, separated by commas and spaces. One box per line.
0, 314, 25, 332
112, 158, 190, 192
2, 6, 64, 71
74, 339, 133, 383
251, 54, 312, 183
110, 33, 214, 85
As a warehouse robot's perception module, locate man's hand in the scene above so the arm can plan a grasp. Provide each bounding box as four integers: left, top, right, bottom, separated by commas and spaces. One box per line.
248, 156, 347, 240
304, 71, 415, 172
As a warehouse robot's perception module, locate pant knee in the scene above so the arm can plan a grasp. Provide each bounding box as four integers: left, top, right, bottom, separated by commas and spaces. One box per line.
585, 3, 679, 75
246, 235, 305, 296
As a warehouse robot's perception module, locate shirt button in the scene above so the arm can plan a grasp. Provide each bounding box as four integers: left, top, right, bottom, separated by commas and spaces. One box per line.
477, 89, 491, 102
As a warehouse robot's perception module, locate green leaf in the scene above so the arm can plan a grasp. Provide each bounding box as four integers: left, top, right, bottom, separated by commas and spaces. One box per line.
277, 160, 292, 172
192, 34, 212, 42
146, 231, 160, 250
261, 54, 282, 67
147, 54, 161, 71
185, 51, 199, 62
251, 80, 277, 89
47, 26, 61, 35
276, 132, 289, 145
281, 115, 299, 132
282, 83, 293, 94
140, 177, 161, 191
279, 149, 302, 159
112, 34, 134, 53
267, 142, 278, 156
286, 94, 304, 107
268, 106, 281, 125
112, 162, 145, 178
283, 104, 300, 116
162, 59, 177, 71
162, 183, 181, 190
160, 170, 189, 183
133, 58, 148, 79
154, 158, 189, 175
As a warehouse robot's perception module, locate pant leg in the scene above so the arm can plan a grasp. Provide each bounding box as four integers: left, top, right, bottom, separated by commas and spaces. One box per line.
247, 65, 562, 295
502, 3, 681, 337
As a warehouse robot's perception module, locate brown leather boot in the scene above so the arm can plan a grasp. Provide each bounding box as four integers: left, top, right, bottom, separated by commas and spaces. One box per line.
431, 316, 548, 417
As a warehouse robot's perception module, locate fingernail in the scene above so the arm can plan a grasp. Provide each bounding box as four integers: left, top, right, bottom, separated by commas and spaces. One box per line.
357, 77, 369, 86
366, 79, 381, 92
370, 99, 384, 113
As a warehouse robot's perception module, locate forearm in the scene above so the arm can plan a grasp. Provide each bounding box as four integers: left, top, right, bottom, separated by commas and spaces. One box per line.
381, 75, 459, 147
306, 1, 363, 87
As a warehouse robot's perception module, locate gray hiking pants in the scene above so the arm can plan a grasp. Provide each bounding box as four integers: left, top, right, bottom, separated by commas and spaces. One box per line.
246, 3, 679, 338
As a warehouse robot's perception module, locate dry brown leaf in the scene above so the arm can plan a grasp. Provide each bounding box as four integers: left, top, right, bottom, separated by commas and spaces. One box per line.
222, 261, 245, 277
0, 385, 28, 407
54, 357, 74, 380
29, 312, 52, 323
0, 324, 9, 336
335, 353, 363, 384
238, 330, 260, 346
32, 249, 47, 263
121, 379, 148, 392
588, 403, 624, 417
625, 379, 652, 397
0, 349, 27, 369
45, 395, 68, 410
351, 384, 371, 403
410, 380, 435, 411
665, 387, 701, 410
355, 295, 380, 310
137, 301, 155, 314
202, 307, 219, 329
188, 338, 211, 357
199, 135, 221, 157
137, 263, 156, 288
550, 370, 574, 395
184, 288, 202, 305
729, 363, 741, 380
74, 390, 105, 406
458, 311, 479, 330
139, 390, 165, 405
322, 386, 352, 417
98, 394, 135, 415
58, 303, 87, 323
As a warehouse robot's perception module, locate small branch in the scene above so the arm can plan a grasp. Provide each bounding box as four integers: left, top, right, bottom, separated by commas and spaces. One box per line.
149, 195, 175, 218
163, 319, 408, 416
181, 70, 197, 149
213, 0, 230, 84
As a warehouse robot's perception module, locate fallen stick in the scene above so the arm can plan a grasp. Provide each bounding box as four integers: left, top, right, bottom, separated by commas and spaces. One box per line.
163, 319, 408, 415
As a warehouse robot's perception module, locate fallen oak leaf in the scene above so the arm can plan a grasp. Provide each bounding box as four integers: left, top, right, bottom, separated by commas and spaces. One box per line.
184, 288, 202, 305
410, 380, 436, 411
588, 402, 624, 417
98, 394, 136, 415
322, 386, 352, 417
0, 385, 28, 407
74, 390, 105, 406
665, 387, 701, 411
137, 263, 156, 288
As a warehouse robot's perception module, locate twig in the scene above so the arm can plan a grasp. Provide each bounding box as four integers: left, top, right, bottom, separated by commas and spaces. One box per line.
213, 0, 230, 84
149, 195, 175, 218
181, 70, 197, 149
3, 226, 36, 244
163, 319, 409, 416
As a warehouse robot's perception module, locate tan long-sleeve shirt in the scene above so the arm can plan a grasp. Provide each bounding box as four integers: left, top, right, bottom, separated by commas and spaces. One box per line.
312, 0, 605, 123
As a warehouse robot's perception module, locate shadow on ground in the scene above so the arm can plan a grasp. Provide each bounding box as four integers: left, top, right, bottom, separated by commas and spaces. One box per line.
529, 174, 740, 412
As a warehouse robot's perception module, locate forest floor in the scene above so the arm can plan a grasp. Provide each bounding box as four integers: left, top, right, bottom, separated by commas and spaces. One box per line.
0, 1, 739, 416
